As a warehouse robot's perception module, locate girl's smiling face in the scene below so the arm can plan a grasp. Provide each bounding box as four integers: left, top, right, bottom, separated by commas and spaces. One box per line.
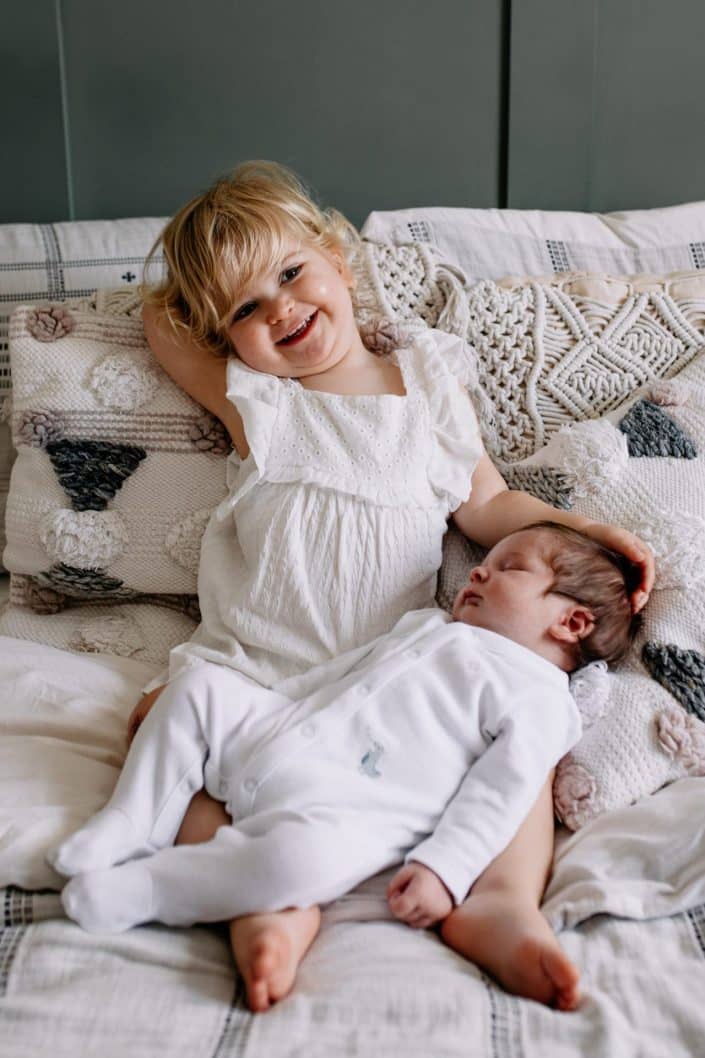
225, 239, 362, 379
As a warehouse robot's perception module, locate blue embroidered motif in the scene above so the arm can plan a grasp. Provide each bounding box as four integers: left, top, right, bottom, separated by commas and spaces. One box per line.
359, 740, 384, 779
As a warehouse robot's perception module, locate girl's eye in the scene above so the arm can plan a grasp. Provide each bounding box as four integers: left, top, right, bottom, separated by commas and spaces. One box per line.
281, 265, 302, 283
233, 302, 256, 323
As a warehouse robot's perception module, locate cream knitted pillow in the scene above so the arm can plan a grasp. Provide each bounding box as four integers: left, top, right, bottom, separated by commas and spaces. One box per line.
439, 352, 705, 828
516, 353, 705, 827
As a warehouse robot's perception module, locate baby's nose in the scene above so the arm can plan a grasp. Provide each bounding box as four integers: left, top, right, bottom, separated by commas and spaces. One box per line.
471, 565, 488, 583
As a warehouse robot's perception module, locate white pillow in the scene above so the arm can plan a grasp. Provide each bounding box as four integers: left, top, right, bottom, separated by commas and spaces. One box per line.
361, 199, 705, 282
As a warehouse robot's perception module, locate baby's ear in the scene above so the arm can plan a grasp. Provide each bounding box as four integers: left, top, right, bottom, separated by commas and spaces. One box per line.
550, 605, 595, 645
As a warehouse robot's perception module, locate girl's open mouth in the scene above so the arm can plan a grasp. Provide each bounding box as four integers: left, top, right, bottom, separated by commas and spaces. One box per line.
277, 311, 318, 346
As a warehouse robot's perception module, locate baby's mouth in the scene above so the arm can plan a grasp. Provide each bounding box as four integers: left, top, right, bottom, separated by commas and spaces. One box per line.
277, 311, 318, 345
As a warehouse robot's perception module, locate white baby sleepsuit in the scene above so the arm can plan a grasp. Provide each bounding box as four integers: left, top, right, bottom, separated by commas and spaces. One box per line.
57, 611, 581, 933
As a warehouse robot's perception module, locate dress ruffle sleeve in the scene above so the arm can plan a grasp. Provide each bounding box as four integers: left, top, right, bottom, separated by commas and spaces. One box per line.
407, 330, 485, 513
215, 357, 280, 520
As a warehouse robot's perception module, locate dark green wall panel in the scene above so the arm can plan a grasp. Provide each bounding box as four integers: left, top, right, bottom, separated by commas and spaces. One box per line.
1, 2, 69, 222
4, 1, 705, 224
508, 0, 705, 211
589, 1, 705, 211
8, 0, 504, 227
507, 0, 596, 211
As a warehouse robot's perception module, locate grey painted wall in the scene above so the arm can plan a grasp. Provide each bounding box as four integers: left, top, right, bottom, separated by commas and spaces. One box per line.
508, 0, 705, 211
2, 1, 704, 225
2, 0, 504, 226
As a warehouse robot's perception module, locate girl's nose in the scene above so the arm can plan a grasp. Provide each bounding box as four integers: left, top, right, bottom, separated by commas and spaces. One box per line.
471, 565, 489, 583
266, 292, 294, 325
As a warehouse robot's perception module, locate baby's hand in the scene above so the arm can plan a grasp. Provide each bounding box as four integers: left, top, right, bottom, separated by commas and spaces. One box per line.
582, 523, 654, 613
387, 862, 453, 929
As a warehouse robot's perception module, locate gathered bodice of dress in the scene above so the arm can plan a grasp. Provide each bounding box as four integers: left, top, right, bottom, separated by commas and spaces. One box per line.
169, 328, 484, 688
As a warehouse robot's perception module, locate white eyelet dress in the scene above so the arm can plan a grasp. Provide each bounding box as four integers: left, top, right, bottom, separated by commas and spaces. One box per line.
168, 329, 484, 690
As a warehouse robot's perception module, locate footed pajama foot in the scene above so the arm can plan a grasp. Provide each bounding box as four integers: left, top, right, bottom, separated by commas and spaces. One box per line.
61, 862, 153, 933
49, 808, 150, 877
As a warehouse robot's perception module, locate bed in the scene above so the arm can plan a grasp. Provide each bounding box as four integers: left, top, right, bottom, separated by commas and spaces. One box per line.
2, 200, 705, 1056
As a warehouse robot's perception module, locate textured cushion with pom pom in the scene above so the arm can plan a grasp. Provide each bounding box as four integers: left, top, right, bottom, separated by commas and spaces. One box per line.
439, 349, 705, 829
1, 292, 228, 654
517, 355, 705, 827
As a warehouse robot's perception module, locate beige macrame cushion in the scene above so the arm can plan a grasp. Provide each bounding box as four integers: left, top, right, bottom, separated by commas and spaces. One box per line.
355, 247, 705, 462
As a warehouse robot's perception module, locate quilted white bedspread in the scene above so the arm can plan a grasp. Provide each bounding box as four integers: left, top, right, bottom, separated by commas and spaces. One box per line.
2, 637, 705, 1055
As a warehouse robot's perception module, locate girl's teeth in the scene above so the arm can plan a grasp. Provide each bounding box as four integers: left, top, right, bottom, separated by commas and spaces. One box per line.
286, 317, 309, 340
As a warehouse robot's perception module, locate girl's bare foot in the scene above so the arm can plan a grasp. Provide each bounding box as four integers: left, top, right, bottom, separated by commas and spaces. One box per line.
229, 906, 321, 1012
440, 891, 581, 1011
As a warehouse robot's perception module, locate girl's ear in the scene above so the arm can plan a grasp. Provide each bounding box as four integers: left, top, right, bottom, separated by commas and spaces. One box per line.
329, 247, 355, 289
550, 605, 595, 645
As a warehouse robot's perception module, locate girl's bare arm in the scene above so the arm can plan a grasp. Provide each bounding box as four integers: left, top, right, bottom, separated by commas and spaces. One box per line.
142, 302, 249, 458
453, 451, 654, 611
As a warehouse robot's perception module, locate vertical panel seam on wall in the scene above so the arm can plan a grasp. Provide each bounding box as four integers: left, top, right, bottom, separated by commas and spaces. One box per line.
586, 0, 599, 210
54, 0, 75, 220
498, 0, 512, 209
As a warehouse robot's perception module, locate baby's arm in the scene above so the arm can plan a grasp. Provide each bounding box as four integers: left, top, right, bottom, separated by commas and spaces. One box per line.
142, 303, 248, 457
387, 862, 453, 928
127, 683, 166, 745
454, 450, 654, 611
400, 691, 581, 910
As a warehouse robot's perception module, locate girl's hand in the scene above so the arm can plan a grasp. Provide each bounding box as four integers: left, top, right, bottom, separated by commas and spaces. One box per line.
387, 862, 453, 928
126, 685, 165, 746
582, 523, 654, 612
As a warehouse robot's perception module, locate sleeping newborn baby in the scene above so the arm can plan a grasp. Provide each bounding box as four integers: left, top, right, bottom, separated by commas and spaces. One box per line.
51, 521, 639, 954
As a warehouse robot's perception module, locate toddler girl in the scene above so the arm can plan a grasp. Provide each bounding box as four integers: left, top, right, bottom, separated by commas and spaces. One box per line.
124, 161, 652, 1011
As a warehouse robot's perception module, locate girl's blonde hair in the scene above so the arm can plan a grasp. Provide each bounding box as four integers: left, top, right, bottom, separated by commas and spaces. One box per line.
141, 160, 360, 356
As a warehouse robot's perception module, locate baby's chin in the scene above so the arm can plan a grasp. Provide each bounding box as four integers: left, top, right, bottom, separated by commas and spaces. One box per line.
452, 599, 483, 626
452, 598, 506, 637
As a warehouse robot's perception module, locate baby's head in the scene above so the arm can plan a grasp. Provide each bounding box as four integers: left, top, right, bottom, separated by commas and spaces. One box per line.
452, 521, 643, 673
143, 160, 359, 356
